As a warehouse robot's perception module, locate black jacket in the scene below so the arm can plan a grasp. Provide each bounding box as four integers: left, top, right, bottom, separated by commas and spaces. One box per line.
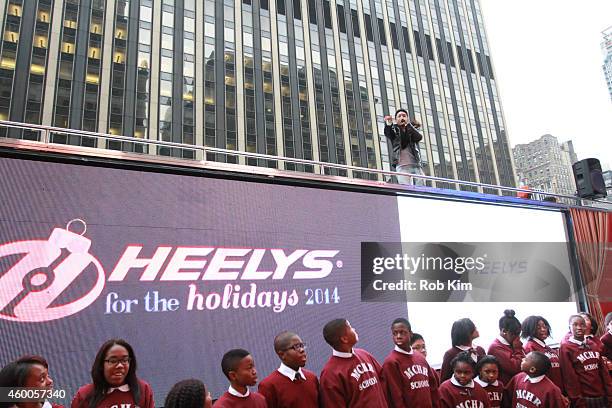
383, 123, 423, 167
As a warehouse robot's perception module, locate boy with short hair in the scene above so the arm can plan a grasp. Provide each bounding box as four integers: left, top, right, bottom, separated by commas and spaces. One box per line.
319, 318, 388, 407
214, 349, 267, 407
504, 351, 567, 408
258, 331, 319, 407
382, 318, 440, 408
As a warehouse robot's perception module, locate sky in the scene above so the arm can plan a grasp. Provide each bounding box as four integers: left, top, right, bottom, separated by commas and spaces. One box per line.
479, 0, 612, 170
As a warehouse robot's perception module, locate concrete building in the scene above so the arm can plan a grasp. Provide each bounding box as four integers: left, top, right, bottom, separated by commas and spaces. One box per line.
513, 134, 577, 196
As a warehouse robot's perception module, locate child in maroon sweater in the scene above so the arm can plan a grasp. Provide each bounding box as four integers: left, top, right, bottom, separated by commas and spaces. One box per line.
488, 310, 525, 385
602, 313, 612, 370
258, 331, 319, 408
382, 318, 440, 408
504, 351, 567, 408
441, 318, 486, 382
522, 316, 564, 393
475, 356, 504, 408
439, 351, 491, 408
71, 339, 154, 408
214, 349, 267, 408
559, 315, 612, 408
319, 318, 388, 407
0, 355, 64, 408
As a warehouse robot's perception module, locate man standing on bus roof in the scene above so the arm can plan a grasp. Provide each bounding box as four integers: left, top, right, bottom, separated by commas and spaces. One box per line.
384, 109, 425, 186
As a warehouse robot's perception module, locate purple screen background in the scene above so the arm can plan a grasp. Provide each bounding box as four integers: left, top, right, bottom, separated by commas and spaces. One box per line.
0, 156, 406, 404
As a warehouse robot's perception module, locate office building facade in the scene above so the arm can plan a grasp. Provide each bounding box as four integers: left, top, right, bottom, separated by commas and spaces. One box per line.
0, 0, 516, 187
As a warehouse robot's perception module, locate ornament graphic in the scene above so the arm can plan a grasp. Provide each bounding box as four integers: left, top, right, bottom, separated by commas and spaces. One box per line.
0, 219, 106, 322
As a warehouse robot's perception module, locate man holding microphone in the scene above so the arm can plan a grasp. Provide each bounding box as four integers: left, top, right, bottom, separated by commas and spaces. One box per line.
384, 109, 425, 186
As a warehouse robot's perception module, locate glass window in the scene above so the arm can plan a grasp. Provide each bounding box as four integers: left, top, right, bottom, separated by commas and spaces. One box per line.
161, 56, 173, 72
184, 38, 195, 54
162, 33, 173, 50
162, 11, 174, 27
184, 17, 195, 32
160, 79, 172, 97
140, 6, 152, 22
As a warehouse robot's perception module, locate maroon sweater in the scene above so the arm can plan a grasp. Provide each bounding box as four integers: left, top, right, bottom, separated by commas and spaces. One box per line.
382, 348, 440, 408
71, 380, 154, 408
439, 379, 491, 408
258, 368, 319, 408
524, 339, 564, 393
488, 339, 526, 385
601, 331, 612, 361
475, 378, 504, 408
319, 348, 388, 408
503, 373, 567, 408
441, 346, 487, 382
213, 391, 267, 408
559, 339, 612, 408
562, 333, 604, 354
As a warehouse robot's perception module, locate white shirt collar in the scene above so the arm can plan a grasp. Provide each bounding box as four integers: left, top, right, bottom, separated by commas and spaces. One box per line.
568, 337, 586, 346
497, 336, 511, 346
608, 328, 612, 336
474, 377, 499, 387
530, 337, 547, 348
451, 376, 475, 388
332, 348, 353, 358
394, 345, 413, 355
228, 385, 250, 398
524, 374, 546, 383
277, 362, 305, 381
107, 384, 130, 394
42, 401, 52, 408
456, 345, 473, 351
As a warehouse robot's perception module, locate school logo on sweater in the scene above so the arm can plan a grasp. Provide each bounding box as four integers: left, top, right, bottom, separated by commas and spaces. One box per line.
487, 391, 502, 402
351, 362, 379, 391
515, 389, 542, 407
576, 351, 600, 371
455, 400, 485, 408
404, 364, 430, 389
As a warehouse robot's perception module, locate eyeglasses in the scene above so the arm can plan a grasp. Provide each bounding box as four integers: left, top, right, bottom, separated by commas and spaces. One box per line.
284, 343, 307, 351
104, 357, 131, 366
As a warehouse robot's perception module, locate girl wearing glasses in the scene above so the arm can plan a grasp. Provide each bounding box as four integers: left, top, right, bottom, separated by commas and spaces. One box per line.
71, 339, 154, 408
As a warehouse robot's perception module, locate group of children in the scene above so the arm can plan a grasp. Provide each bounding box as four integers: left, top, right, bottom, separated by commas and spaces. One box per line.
1, 310, 611, 408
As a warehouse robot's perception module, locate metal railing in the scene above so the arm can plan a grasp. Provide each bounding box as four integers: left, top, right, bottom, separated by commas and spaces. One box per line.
0, 120, 609, 210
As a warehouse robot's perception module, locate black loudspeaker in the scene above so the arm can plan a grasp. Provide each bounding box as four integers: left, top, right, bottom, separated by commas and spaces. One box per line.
572, 158, 607, 199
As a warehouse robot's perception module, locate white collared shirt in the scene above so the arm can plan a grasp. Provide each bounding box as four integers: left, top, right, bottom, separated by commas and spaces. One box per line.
332, 349, 353, 358
524, 374, 545, 383
568, 337, 586, 346
42, 401, 52, 408
107, 384, 130, 394
608, 328, 612, 336
497, 336, 511, 346
474, 377, 499, 388
456, 345, 479, 361
530, 337, 547, 348
451, 376, 475, 388
228, 385, 250, 398
277, 362, 306, 381
394, 345, 413, 355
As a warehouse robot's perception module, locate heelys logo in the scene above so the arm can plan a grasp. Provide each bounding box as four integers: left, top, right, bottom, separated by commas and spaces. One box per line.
0, 220, 340, 323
